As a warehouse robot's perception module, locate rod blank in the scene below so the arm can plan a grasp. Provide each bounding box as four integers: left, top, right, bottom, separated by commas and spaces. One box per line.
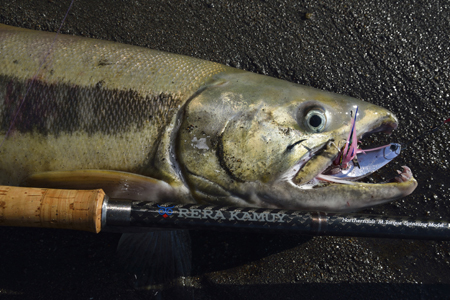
104, 200, 450, 240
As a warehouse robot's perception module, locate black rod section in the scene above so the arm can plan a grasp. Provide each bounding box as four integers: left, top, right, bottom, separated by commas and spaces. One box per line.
103, 200, 450, 240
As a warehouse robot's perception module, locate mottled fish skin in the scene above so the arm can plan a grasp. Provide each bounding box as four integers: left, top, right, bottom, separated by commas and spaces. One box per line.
0, 24, 241, 189
0, 24, 417, 212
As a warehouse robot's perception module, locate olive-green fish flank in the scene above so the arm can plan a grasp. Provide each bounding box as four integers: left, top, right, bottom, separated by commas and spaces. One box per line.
0, 24, 417, 212
0, 24, 239, 186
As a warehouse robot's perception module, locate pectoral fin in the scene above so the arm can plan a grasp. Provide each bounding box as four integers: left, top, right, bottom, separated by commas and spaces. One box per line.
23, 170, 175, 201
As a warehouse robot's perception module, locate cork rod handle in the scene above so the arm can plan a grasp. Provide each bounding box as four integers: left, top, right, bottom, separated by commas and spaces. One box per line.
0, 186, 105, 233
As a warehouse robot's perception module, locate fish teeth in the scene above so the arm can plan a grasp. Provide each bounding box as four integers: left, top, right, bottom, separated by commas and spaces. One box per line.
394, 166, 414, 183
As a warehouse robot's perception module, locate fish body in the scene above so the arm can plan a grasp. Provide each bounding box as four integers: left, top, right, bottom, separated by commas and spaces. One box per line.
0, 24, 417, 212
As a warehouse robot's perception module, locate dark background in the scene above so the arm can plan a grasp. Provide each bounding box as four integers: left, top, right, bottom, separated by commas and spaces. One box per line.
1, 0, 450, 299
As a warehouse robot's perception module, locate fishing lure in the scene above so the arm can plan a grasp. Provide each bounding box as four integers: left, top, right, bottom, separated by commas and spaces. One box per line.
330, 109, 449, 182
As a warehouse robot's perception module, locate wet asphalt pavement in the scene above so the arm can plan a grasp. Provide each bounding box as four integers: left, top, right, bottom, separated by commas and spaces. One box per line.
1, 0, 450, 299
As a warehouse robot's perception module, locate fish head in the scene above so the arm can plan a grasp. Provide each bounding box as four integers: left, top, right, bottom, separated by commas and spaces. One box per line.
175, 71, 417, 212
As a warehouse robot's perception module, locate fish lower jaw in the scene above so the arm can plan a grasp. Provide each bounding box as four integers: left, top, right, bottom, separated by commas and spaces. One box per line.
284, 161, 335, 190
291, 165, 415, 190
289, 172, 348, 190
287, 139, 414, 189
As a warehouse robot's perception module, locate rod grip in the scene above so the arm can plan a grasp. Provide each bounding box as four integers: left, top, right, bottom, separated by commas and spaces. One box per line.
0, 186, 105, 233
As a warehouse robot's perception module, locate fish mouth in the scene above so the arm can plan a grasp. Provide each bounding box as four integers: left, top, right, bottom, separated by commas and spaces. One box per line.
287, 121, 414, 190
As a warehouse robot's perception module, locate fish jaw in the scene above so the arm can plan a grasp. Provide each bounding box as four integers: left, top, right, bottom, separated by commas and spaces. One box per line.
271, 141, 418, 212
260, 173, 417, 212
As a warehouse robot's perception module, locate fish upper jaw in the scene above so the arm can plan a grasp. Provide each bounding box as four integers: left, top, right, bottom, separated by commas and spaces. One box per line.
277, 141, 336, 187
277, 140, 345, 191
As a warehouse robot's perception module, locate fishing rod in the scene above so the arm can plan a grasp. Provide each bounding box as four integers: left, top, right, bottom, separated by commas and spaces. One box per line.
0, 185, 449, 240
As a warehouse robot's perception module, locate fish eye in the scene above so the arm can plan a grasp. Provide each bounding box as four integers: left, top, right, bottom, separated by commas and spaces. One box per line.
304, 109, 327, 133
